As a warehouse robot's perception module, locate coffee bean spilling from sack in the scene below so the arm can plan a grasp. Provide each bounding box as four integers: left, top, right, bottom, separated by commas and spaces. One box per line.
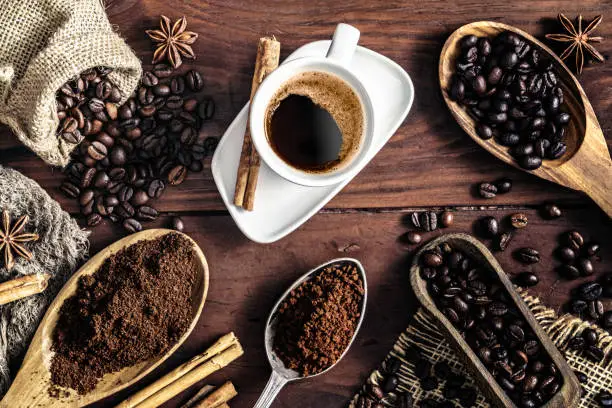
58, 65, 218, 231
420, 242, 562, 407
449, 31, 570, 170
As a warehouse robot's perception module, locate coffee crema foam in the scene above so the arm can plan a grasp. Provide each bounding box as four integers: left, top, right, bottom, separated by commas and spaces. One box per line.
264, 71, 365, 173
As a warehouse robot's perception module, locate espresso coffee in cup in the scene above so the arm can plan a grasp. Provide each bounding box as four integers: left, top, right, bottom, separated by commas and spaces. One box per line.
264, 71, 364, 173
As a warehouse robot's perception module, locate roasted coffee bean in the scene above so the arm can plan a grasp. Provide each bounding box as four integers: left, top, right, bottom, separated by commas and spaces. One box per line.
514, 272, 538, 287
582, 328, 598, 345
198, 98, 215, 120
60, 181, 80, 198
478, 182, 497, 199
574, 370, 588, 384
170, 216, 185, 232
88, 141, 107, 160
584, 345, 604, 363
168, 165, 188, 185
588, 300, 604, 320
517, 155, 542, 170
577, 258, 594, 276
476, 123, 493, 139
414, 358, 431, 379
130, 190, 149, 206
136, 205, 158, 221
152, 63, 173, 78
381, 374, 399, 393
557, 246, 576, 262
514, 248, 540, 264
584, 242, 600, 258
559, 265, 580, 279
497, 232, 513, 251
543, 203, 562, 219
570, 299, 588, 315
480, 216, 499, 238
423, 251, 443, 267
147, 179, 165, 198
419, 211, 438, 232
402, 231, 422, 245
440, 211, 454, 228
564, 231, 584, 251
87, 213, 102, 227
577, 282, 602, 301
510, 213, 528, 229
123, 218, 142, 233
93, 171, 110, 189
80, 167, 96, 188
597, 390, 612, 407
185, 70, 204, 91
421, 376, 439, 391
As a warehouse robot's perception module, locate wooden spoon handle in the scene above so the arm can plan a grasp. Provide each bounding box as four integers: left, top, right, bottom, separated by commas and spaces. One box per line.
582, 170, 612, 218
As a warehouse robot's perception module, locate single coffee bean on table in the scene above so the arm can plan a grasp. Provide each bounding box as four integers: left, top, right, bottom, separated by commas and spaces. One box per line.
542, 203, 562, 219
449, 31, 571, 170
49, 233, 197, 395
272, 261, 364, 376
478, 182, 497, 199
514, 247, 541, 264
509, 212, 528, 229
419, 241, 562, 407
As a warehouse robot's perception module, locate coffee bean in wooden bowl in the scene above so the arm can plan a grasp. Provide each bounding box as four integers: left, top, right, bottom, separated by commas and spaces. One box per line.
410, 233, 580, 408
439, 21, 612, 217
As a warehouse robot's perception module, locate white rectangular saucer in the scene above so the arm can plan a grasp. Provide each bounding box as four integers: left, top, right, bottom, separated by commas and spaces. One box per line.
212, 40, 414, 243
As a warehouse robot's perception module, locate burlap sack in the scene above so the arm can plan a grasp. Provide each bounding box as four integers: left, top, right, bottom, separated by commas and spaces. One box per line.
350, 290, 611, 407
0, 165, 89, 396
0, 0, 142, 167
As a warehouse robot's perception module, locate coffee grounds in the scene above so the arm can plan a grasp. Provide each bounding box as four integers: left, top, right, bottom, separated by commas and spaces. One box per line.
49, 233, 197, 395
273, 261, 364, 376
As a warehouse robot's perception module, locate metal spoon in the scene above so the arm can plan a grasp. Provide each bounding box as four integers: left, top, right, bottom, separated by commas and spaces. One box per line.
253, 257, 368, 408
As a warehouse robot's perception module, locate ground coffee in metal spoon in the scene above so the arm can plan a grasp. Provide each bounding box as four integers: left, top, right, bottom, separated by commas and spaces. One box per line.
273, 261, 364, 376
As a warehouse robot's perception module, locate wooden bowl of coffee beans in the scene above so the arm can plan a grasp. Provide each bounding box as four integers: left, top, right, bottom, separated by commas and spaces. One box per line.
439, 21, 612, 218
410, 233, 580, 408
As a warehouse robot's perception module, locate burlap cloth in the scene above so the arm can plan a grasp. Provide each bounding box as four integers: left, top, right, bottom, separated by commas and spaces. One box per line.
350, 289, 612, 407
0, 165, 89, 395
0, 0, 141, 167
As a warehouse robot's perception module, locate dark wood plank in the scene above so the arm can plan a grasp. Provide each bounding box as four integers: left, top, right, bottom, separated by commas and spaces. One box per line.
83, 206, 610, 407
1, 0, 611, 210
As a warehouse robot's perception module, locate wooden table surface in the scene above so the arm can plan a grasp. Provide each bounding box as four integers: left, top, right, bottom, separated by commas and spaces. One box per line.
1, 1, 611, 407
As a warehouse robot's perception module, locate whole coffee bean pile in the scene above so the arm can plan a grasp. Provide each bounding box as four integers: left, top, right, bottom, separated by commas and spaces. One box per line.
567, 276, 612, 330
420, 242, 562, 407
449, 32, 570, 170
59, 64, 217, 232
566, 328, 605, 363
555, 230, 600, 280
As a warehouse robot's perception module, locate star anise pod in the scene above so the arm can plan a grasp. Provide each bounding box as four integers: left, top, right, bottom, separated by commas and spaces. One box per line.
145, 15, 198, 69
0, 210, 39, 271
545, 14, 604, 74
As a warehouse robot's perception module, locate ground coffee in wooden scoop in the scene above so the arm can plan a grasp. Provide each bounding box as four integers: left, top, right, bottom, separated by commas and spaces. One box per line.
49, 233, 196, 395
273, 261, 364, 376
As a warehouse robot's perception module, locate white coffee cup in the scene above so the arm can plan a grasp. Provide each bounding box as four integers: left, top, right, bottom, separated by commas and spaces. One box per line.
250, 24, 375, 187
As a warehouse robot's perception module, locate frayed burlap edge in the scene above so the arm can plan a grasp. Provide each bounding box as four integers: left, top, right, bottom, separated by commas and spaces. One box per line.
349, 288, 611, 407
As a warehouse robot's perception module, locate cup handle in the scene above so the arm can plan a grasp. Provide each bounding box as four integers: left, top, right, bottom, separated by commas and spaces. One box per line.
326, 23, 360, 66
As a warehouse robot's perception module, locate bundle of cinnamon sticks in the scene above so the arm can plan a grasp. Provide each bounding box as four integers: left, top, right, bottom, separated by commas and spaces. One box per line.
116, 333, 243, 408
233, 36, 281, 211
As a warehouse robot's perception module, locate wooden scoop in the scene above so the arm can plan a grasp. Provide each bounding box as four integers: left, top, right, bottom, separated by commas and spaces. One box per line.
439, 21, 612, 217
410, 233, 580, 408
0, 229, 209, 408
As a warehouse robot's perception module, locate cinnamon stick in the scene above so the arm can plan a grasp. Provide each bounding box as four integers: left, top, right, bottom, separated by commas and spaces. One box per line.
233, 36, 280, 211
0, 273, 50, 305
194, 381, 237, 408
116, 333, 242, 408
